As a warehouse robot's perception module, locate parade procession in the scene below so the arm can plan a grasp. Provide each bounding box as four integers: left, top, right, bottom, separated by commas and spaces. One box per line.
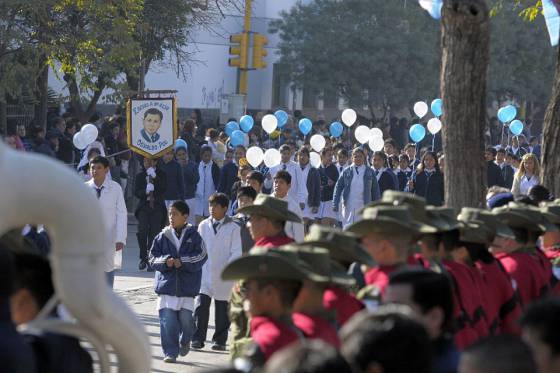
2, 0, 560, 372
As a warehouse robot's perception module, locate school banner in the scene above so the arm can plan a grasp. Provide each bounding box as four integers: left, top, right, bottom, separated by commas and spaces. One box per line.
127, 97, 177, 158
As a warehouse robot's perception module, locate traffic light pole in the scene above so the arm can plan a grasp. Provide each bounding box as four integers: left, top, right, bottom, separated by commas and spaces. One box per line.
238, 0, 251, 95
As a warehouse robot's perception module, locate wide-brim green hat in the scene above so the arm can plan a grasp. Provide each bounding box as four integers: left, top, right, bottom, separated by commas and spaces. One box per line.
425, 206, 462, 232
301, 224, 375, 267
459, 220, 495, 245
378, 191, 439, 233
346, 205, 420, 236
277, 245, 356, 286
237, 193, 301, 223
540, 203, 560, 226
221, 246, 314, 281
492, 203, 553, 234
457, 207, 515, 239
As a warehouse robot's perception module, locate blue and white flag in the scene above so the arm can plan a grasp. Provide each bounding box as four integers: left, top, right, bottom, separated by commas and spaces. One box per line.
543, 0, 560, 46
419, 0, 443, 20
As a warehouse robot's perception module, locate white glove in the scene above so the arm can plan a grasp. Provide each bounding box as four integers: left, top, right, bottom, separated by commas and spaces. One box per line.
146, 167, 156, 178
146, 182, 155, 194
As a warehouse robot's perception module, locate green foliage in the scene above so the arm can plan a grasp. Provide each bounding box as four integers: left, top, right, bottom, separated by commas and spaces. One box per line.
270, 0, 440, 113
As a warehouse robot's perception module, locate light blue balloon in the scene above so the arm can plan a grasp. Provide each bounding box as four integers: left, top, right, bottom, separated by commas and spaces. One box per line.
225, 121, 239, 137
275, 110, 289, 128
431, 99, 443, 117
230, 130, 245, 146
240, 115, 254, 132
497, 105, 517, 123
299, 118, 312, 135
509, 120, 524, 136
409, 124, 426, 143
329, 121, 343, 138
174, 139, 188, 151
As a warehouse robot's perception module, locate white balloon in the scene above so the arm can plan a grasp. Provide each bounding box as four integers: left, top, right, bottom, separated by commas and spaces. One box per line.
413, 101, 429, 119
72, 132, 88, 150
341, 108, 357, 127
369, 127, 383, 139
310, 152, 321, 168
246, 146, 264, 168
427, 118, 443, 134
368, 136, 385, 152
263, 148, 281, 168
80, 123, 99, 145
354, 125, 371, 144
310, 134, 326, 152
262, 114, 278, 134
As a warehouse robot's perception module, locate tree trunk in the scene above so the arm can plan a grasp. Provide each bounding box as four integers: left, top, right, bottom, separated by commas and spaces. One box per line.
64, 74, 106, 124
541, 46, 560, 196
0, 97, 6, 135
33, 63, 49, 129
440, 0, 490, 210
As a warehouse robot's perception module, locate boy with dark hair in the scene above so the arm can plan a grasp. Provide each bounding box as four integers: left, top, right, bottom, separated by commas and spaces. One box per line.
519, 298, 560, 373
87, 155, 127, 285
0, 242, 36, 373
386, 269, 460, 373
246, 171, 265, 194
160, 149, 186, 210
193, 193, 242, 351
234, 186, 257, 254
297, 147, 321, 232
265, 144, 307, 208
485, 147, 505, 188
340, 305, 432, 373
496, 148, 515, 189
273, 170, 305, 241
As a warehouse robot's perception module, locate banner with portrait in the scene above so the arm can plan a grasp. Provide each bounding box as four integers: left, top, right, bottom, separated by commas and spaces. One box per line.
127, 98, 177, 158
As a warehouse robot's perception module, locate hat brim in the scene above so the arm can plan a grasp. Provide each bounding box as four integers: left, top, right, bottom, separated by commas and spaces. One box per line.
221, 254, 311, 281
301, 240, 375, 267
330, 261, 357, 287
346, 217, 419, 236
237, 204, 302, 223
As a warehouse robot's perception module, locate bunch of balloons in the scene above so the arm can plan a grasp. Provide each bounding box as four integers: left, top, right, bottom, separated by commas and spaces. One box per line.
413, 99, 443, 119
72, 123, 99, 150
497, 104, 524, 136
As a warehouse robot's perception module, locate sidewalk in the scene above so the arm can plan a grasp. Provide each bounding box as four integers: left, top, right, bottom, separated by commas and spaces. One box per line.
111, 216, 230, 372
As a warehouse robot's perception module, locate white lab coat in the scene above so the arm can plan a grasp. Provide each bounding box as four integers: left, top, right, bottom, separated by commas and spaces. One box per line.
265, 161, 308, 205
274, 193, 305, 242
85, 178, 127, 272
198, 216, 242, 301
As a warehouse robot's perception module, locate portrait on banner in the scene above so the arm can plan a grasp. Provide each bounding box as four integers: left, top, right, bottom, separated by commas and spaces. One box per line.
127, 98, 177, 158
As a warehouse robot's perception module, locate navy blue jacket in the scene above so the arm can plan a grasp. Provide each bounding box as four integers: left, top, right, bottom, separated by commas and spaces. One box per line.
181, 161, 199, 199
149, 226, 207, 297
0, 302, 37, 373
218, 161, 239, 198
396, 170, 412, 191
160, 159, 186, 201
500, 164, 515, 190
319, 164, 339, 201
432, 336, 460, 373
487, 160, 505, 188
410, 170, 444, 206
375, 169, 398, 195
306, 166, 321, 208
134, 168, 167, 216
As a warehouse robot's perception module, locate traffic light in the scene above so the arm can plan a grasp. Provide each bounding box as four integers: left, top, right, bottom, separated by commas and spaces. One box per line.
229, 33, 248, 69
252, 33, 268, 70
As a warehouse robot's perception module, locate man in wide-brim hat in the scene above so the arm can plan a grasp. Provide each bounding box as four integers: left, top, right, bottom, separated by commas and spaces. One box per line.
221, 247, 314, 367
455, 208, 522, 336
229, 194, 302, 359
491, 202, 557, 305
276, 244, 355, 348
345, 205, 420, 303
299, 225, 369, 326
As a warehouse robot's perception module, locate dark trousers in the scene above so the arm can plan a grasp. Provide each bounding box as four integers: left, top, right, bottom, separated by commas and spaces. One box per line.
136, 206, 166, 260
192, 293, 230, 345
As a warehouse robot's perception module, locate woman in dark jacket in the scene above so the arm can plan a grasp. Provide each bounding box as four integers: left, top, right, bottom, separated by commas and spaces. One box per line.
407, 151, 444, 206
149, 200, 207, 363
371, 151, 398, 195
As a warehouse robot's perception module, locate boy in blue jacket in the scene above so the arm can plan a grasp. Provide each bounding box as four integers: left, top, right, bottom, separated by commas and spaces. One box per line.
149, 200, 208, 363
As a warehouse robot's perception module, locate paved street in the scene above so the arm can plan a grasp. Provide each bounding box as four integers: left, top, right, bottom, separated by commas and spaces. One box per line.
109, 217, 230, 372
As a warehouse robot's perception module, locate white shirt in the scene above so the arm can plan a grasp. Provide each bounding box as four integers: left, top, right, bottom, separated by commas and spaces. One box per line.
274, 193, 305, 242
198, 216, 242, 301
195, 161, 216, 215
347, 165, 366, 211
85, 177, 127, 272
519, 174, 539, 196
372, 167, 386, 182
265, 160, 308, 204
